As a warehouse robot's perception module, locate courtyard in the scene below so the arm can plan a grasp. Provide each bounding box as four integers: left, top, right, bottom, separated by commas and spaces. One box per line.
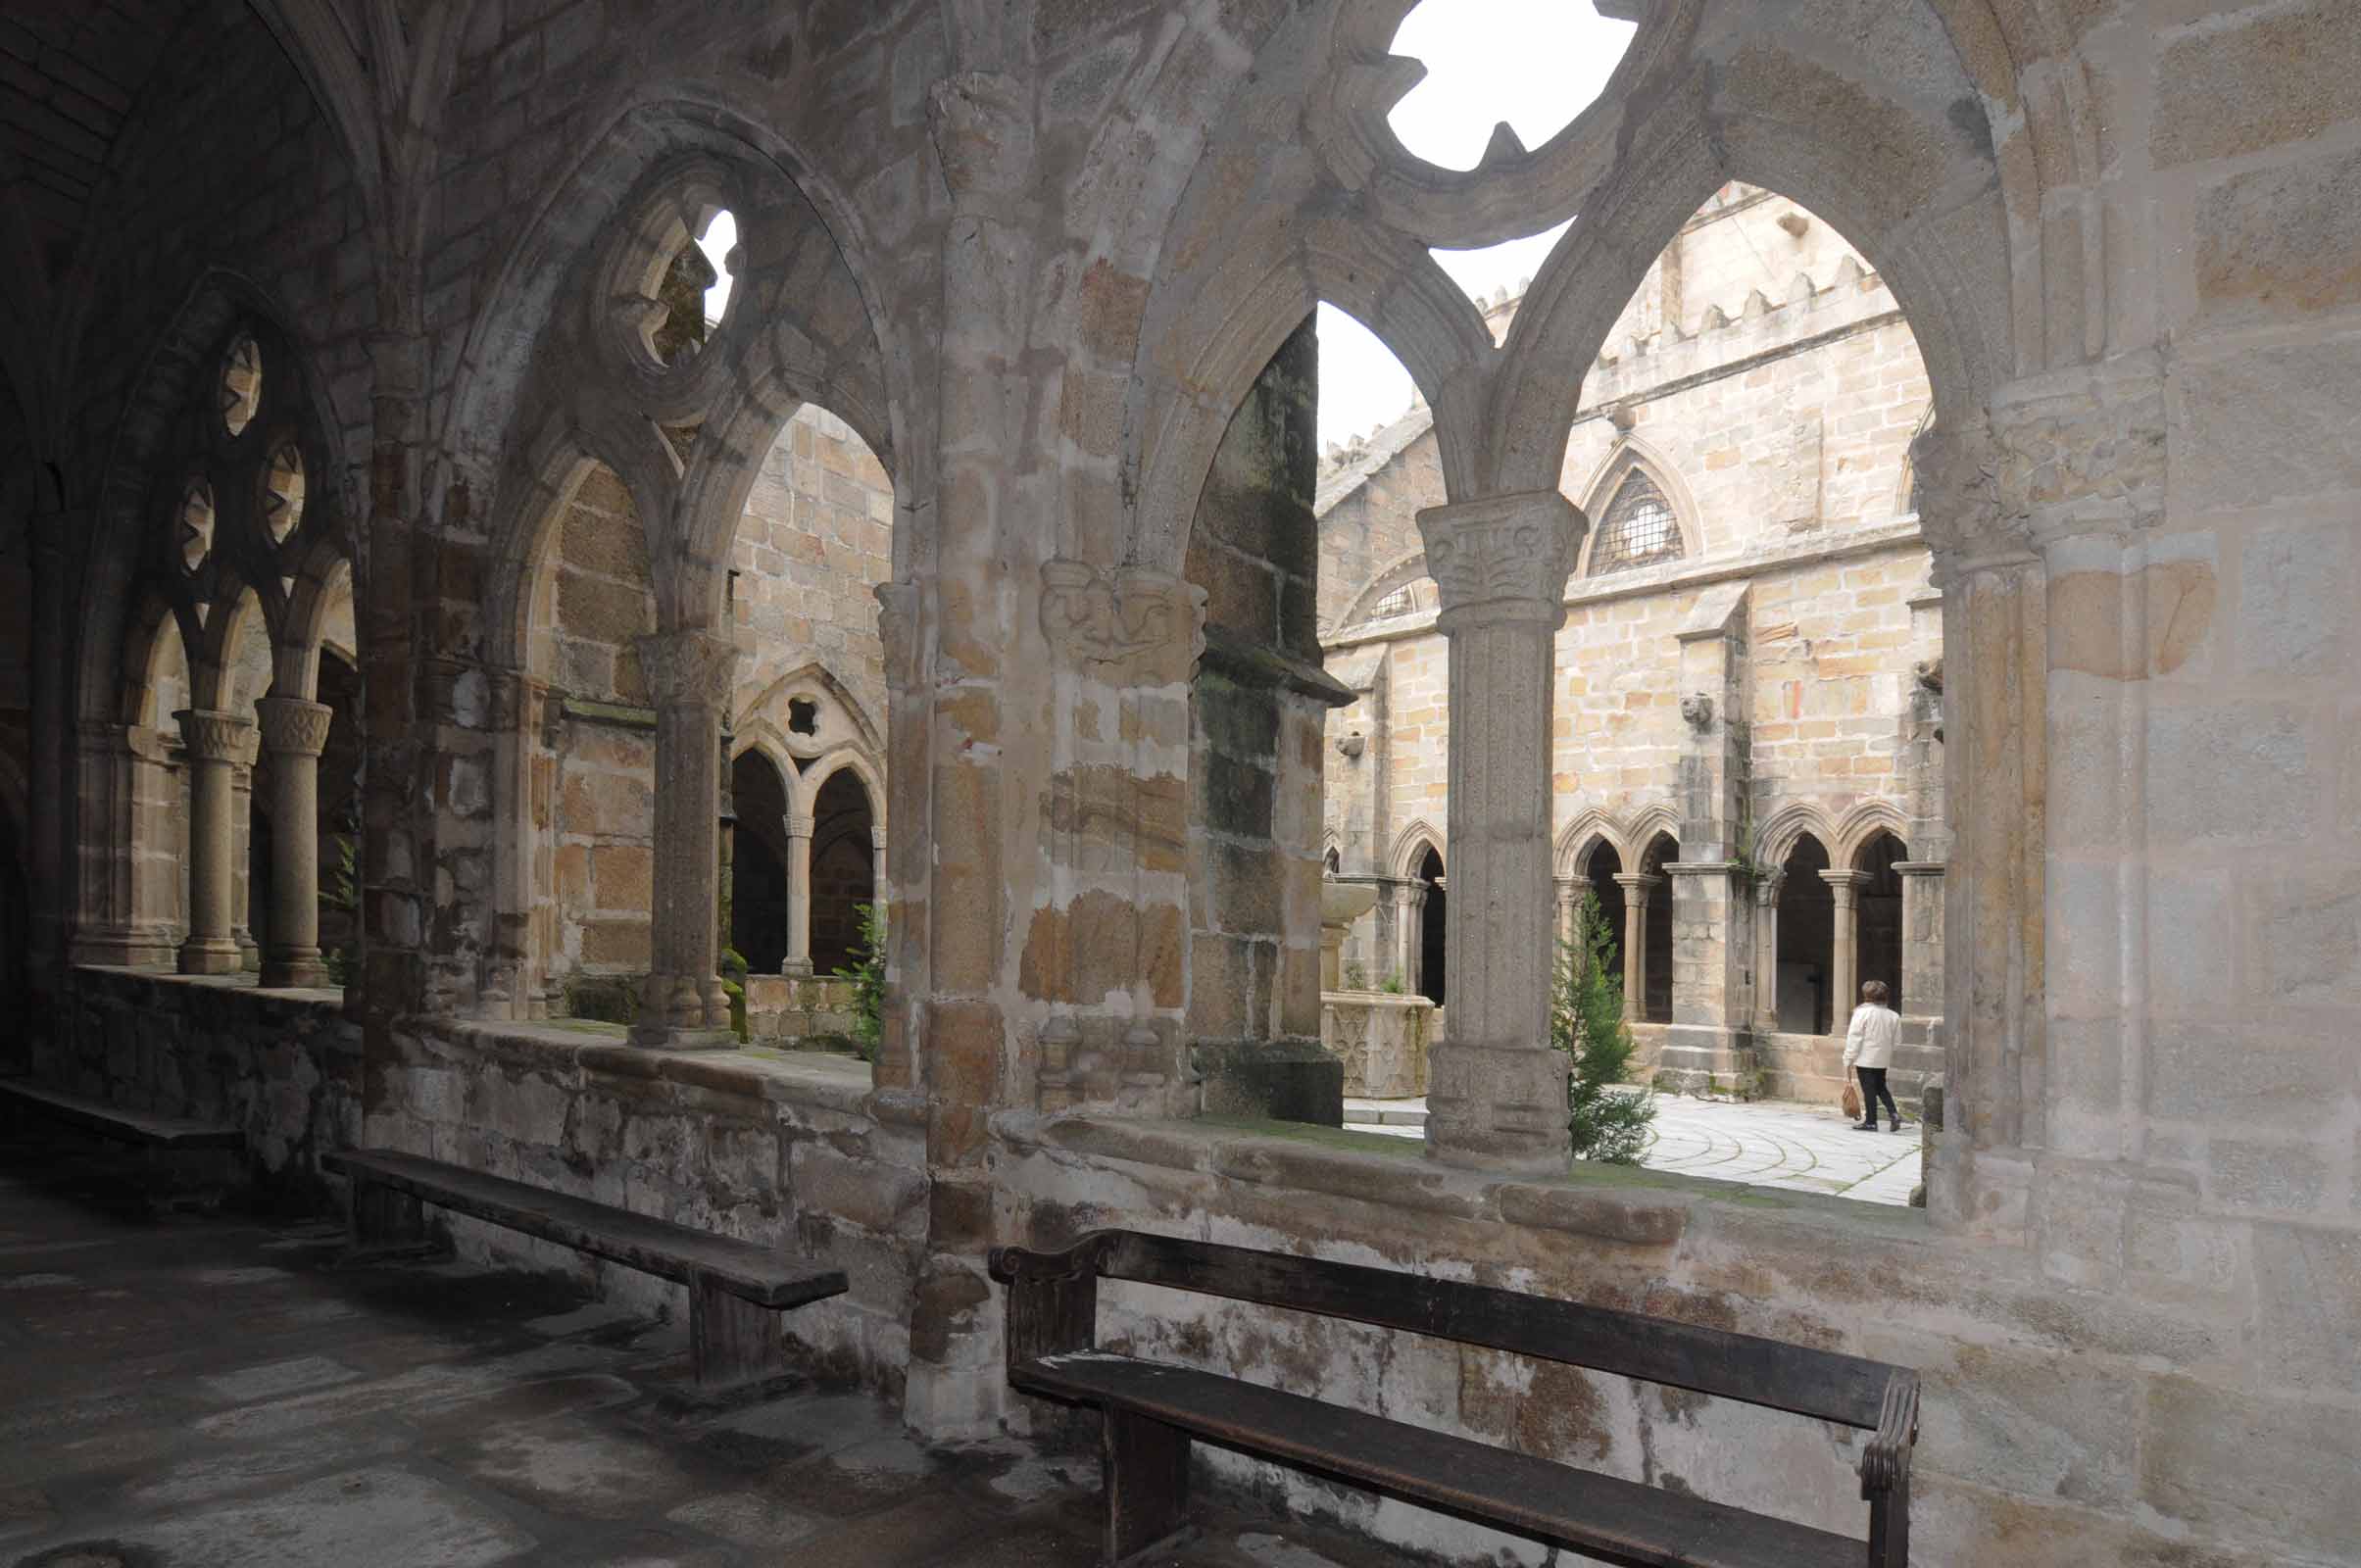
1344, 1095, 1924, 1206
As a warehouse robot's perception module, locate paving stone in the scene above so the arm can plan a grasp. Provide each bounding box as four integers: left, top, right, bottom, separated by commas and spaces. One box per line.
130, 1468, 535, 1567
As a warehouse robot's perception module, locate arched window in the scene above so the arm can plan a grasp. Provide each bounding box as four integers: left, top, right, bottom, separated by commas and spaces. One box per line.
1588, 468, 1683, 575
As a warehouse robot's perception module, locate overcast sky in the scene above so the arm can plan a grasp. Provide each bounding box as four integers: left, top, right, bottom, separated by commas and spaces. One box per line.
697, 4, 1638, 453
1318, 0, 1636, 449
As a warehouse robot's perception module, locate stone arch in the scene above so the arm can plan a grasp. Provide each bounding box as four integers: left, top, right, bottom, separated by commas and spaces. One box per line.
1336, 549, 1436, 631
1124, 215, 1495, 576
1837, 799, 1912, 869
1485, 68, 2008, 496
1555, 808, 1628, 880
1627, 805, 1681, 861
1755, 800, 1839, 872
793, 746, 887, 829
1574, 438, 1705, 572
1390, 819, 1446, 883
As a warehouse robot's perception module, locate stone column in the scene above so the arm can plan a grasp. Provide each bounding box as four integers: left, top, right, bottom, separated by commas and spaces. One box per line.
1613, 872, 1656, 1022
255, 697, 333, 988
175, 710, 253, 975
631, 628, 738, 1049
1415, 490, 1581, 1174
1658, 861, 1755, 1096
1395, 880, 1426, 994
1822, 868, 1867, 1034
783, 808, 814, 977
231, 756, 259, 970
1751, 873, 1785, 1035
869, 824, 888, 916
1555, 877, 1580, 953
1895, 861, 1945, 1017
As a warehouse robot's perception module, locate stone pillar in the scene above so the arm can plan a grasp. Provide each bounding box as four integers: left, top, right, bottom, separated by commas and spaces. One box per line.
783, 808, 814, 977
1555, 877, 1580, 952
175, 710, 253, 975
1751, 873, 1784, 1035
1613, 871, 1655, 1023
255, 697, 334, 988
1658, 861, 1756, 1096
1895, 861, 1945, 1018
869, 824, 888, 916
1395, 880, 1426, 995
231, 757, 259, 970
631, 628, 738, 1049
1822, 868, 1867, 1034
1415, 490, 1581, 1174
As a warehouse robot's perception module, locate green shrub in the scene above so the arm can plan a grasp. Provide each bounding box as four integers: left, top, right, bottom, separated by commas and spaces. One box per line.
831, 904, 886, 1062
720, 946, 751, 1044
1553, 890, 1655, 1164
1377, 969, 1405, 995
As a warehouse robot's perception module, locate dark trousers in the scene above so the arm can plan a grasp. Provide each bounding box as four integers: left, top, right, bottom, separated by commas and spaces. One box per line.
1856, 1065, 1899, 1124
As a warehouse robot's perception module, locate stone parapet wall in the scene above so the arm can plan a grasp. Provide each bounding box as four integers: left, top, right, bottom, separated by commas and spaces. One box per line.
1320, 991, 1434, 1099
997, 1114, 2357, 1568
40, 967, 360, 1198
367, 1022, 915, 1396
743, 974, 861, 1046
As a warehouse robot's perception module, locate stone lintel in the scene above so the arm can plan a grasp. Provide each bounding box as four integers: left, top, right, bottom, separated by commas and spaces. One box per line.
1661, 859, 1744, 875
1893, 859, 1946, 875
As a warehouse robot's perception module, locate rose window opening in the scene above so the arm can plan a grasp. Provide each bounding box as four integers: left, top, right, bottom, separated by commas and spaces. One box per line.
650, 206, 741, 368
262, 443, 306, 545
219, 332, 262, 438
176, 476, 216, 573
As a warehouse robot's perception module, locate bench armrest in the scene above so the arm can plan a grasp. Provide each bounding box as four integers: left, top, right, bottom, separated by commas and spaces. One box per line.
990, 1235, 1120, 1366
1858, 1369, 1920, 1499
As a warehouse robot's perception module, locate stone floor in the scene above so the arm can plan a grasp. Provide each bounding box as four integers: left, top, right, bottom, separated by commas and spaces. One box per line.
0, 1137, 1434, 1568
1345, 1093, 1924, 1204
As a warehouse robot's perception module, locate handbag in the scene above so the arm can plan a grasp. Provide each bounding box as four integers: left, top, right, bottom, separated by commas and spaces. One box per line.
1841, 1079, 1863, 1120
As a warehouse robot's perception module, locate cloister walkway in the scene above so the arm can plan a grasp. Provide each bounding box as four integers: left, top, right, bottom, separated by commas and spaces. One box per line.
0, 1140, 1422, 1568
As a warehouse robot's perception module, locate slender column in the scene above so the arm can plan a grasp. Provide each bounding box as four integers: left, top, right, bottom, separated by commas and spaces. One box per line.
255, 697, 334, 987
1395, 882, 1426, 994
869, 824, 888, 916
1416, 490, 1581, 1174
1822, 868, 1868, 1034
1555, 877, 1580, 953
1613, 872, 1656, 1022
231, 757, 259, 969
175, 710, 253, 974
631, 628, 738, 1049
1895, 861, 1946, 1017
784, 808, 814, 976
1751, 873, 1785, 1035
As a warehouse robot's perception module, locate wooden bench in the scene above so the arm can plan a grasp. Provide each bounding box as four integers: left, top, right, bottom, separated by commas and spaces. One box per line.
0, 1078, 244, 1191
322, 1148, 847, 1390
991, 1230, 1919, 1568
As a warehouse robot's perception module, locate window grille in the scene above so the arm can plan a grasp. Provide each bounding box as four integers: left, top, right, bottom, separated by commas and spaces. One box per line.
1371, 585, 1412, 618
1589, 470, 1682, 575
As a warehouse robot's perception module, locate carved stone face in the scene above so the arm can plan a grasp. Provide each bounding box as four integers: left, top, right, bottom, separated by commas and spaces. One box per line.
1680, 693, 1714, 730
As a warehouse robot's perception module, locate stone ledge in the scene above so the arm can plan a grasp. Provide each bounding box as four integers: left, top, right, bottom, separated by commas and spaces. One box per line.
436, 1018, 876, 1118
74, 963, 347, 1010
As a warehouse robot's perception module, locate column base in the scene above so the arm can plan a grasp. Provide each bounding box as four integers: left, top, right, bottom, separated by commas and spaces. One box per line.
1651, 1026, 1760, 1100
1424, 1040, 1570, 1175
178, 937, 244, 976
628, 1023, 740, 1052
1193, 1038, 1343, 1127
260, 949, 331, 989
782, 958, 814, 978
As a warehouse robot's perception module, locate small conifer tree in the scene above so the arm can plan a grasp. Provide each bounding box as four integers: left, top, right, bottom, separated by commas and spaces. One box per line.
1553, 889, 1655, 1163
833, 903, 887, 1062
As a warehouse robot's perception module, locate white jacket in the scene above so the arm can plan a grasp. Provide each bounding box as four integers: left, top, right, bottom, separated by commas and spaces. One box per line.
1843, 1004, 1900, 1070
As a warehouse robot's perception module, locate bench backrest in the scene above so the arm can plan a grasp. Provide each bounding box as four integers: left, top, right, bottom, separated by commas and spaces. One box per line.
1006, 1229, 1898, 1431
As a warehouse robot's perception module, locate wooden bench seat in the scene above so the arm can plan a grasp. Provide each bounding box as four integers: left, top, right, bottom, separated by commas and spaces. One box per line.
0, 1078, 242, 1150
323, 1148, 846, 1389
992, 1230, 1919, 1568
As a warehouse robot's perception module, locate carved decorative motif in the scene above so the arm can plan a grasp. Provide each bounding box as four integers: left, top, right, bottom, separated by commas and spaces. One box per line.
173, 708, 255, 762
873, 580, 921, 689
1680, 693, 1714, 731
1415, 492, 1583, 623
928, 72, 1034, 207
634, 628, 738, 709
1038, 561, 1207, 687
255, 696, 333, 757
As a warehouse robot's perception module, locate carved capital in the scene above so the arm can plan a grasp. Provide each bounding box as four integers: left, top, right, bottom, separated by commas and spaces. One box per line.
927, 71, 1034, 209
255, 696, 333, 758
173, 709, 254, 762
785, 810, 814, 840
1039, 560, 1206, 687
1415, 491, 1583, 627
634, 628, 737, 710
874, 580, 921, 690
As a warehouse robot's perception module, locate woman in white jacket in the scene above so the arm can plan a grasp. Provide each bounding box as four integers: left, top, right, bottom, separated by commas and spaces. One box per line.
1843, 980, 1904, 1132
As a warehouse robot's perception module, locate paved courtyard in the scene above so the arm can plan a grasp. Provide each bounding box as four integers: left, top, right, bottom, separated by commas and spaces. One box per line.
1345, 1093, 1924, 1205
0, 1137, 1431, 1568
